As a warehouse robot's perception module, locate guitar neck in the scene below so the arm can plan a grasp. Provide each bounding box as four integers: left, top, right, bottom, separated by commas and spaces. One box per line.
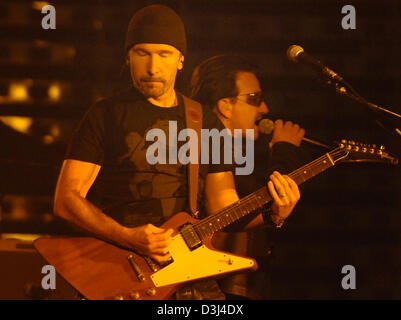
193, 152, 336, 239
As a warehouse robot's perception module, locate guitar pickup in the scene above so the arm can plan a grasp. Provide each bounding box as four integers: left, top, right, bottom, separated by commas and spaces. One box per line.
127, 254, 145, 282
179, 223, 202, 251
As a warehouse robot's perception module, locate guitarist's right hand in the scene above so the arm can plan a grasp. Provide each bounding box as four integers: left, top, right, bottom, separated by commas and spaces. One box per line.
124, 224, 174, 264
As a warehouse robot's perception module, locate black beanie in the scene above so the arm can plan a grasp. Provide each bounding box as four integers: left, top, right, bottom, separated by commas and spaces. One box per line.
125, 5, 187, 55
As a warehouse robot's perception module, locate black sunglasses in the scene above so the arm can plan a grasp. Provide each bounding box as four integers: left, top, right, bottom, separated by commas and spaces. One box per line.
235, 91, 265, 107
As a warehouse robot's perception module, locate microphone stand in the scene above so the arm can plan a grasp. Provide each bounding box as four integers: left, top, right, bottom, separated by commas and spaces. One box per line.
324, 78, 401, 139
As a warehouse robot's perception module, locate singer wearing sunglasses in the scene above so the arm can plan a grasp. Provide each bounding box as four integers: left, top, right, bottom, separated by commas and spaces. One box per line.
190, 54, 306, 300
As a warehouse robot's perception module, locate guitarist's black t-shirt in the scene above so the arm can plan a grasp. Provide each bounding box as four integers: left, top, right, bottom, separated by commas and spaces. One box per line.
65, 87, 232, 227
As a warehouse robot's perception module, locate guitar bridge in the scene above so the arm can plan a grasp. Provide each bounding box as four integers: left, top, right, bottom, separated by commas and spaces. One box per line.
144, 256, 159, 272
179, 223, 202, 251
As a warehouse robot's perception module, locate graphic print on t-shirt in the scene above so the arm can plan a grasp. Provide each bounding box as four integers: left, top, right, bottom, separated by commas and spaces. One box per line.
117, 118, 186, 225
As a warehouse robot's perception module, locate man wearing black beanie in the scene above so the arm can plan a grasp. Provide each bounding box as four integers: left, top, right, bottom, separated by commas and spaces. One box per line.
124, 5, 186, 105
52, 4, 300, 300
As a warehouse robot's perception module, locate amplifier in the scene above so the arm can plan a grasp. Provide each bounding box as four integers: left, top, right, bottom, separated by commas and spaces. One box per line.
0, 239, 79, 300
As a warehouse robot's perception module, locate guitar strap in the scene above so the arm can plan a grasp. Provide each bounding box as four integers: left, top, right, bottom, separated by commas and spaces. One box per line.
181, 94, 203, 218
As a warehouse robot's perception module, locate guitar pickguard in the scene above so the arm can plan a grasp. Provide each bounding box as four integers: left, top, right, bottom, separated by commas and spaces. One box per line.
151, 233, 256, 287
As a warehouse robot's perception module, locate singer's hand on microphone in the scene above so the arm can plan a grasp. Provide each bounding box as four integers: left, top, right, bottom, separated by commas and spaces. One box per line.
270, 119, 305, 147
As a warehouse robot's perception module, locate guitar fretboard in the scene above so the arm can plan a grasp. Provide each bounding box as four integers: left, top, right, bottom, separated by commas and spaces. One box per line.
193, 151, 339, 240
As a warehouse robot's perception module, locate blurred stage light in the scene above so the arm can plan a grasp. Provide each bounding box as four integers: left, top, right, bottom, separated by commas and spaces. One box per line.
0, 116, 33, 134
32, 1, 51, 11
42, 134, 55, 144
43, 123, 61, 144
48, 82, 60, 102
9, 82, 29, 102
93, 20, 103, 30
50, 124, 60, 138
34, 39, 49, 48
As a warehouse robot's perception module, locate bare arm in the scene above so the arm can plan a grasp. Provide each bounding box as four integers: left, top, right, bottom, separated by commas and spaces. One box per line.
54, 159, 173, 262
204, 171, 263, 229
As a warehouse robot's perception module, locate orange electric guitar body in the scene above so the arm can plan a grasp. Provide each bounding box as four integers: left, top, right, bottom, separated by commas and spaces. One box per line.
35, 212, 256, 300
34, 140, 398, 299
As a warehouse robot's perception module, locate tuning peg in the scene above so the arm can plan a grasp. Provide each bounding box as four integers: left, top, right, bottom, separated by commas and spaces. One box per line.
380, 145, 385, 150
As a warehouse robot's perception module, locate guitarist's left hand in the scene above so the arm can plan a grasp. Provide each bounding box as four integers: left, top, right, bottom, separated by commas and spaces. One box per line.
267, 171, 300, 224
124, 224, 174, 264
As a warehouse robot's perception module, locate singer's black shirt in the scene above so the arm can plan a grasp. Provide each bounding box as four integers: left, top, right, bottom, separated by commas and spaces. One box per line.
216, 134, 307, 300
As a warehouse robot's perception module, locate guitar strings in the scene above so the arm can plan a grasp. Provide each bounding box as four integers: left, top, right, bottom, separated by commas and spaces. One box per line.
289, 148, 346, 181
181, 148, 347, 240
289, 150, 339, 181
192, 152, 332, 234
188, 149, 341, 239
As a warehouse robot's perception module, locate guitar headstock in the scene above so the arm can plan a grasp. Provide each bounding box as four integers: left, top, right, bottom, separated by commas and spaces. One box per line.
329, 139, 399, 165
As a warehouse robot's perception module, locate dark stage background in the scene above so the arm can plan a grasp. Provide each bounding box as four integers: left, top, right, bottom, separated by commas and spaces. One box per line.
0, 0, 400, 299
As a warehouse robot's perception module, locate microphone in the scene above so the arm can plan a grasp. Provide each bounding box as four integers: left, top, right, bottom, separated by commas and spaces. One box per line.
258, 118, 275, 135
287, 45, 344, 83
258, 119, 330, 149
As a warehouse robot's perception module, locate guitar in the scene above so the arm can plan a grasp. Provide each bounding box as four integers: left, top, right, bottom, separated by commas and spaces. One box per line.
34, 140, 398, 300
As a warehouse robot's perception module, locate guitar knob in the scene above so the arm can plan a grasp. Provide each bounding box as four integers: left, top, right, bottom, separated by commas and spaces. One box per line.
114, 294, 124, 300
346, 145, 352, 151
380, 145, 385, 150
362, 147, 367, 153
349, 140, 355, 145
146, 287, 156, 296
354, 146, 360, 152
130, 291, 140, 300
370, 148, 375, 154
